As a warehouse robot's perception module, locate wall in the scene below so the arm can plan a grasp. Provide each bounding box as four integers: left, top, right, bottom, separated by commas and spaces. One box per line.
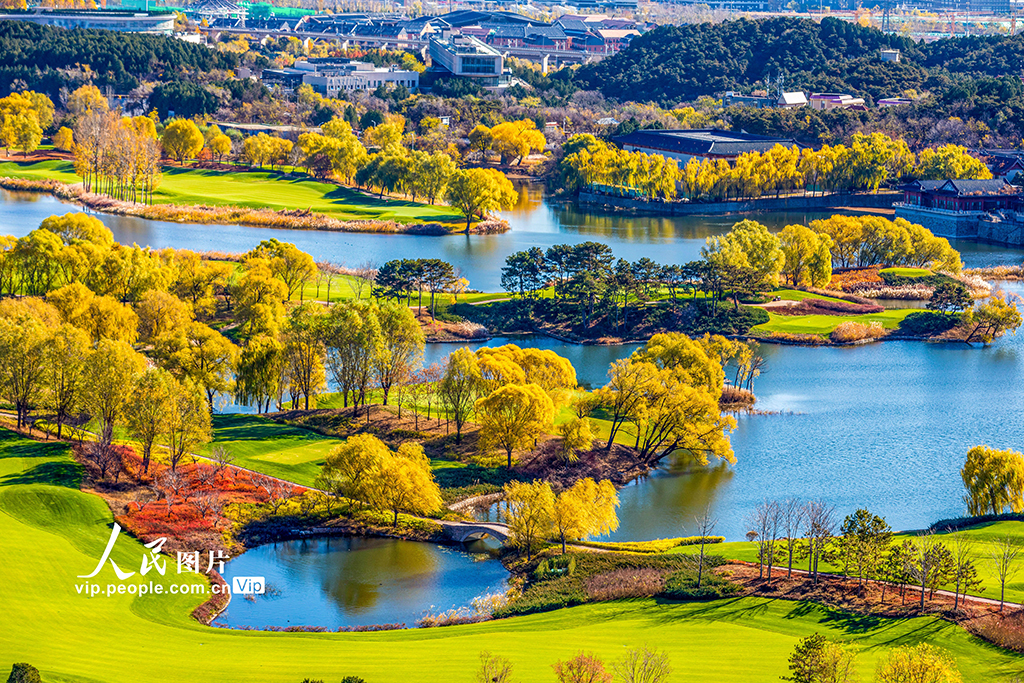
578, 191, 899, 216
894, 204, 980, 239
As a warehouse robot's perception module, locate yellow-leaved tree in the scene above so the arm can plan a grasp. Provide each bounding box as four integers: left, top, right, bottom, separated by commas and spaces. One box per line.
503, 479, 555, 560
875, 644, 962, 683
961, 445, 1024, 516
488, 119, 546, 165
445, 168, 518, 232
476, 382, 554, 469
552, 478, 619, 554
161, 119, 204, 164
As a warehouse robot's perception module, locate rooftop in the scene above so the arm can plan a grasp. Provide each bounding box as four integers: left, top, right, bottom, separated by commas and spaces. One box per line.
905, 178, 1018, 196
612, 129, 799, 156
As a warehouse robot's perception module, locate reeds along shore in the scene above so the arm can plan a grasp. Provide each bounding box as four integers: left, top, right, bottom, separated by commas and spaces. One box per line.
0, 177, 511, 236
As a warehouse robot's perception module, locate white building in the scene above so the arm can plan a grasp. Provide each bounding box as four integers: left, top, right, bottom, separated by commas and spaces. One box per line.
294, 61, 419, 96
428, 33, 504, 87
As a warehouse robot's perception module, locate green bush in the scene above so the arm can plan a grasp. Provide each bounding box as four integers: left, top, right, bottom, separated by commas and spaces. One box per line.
660, 567, 742, 600
880, 271, 957, 288
897, 310, 963, 337
7, 663, 42, 683
687, 303, 770, 335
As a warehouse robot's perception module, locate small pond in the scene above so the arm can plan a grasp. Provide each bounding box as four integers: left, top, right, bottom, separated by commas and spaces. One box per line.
214, 536, 507, 630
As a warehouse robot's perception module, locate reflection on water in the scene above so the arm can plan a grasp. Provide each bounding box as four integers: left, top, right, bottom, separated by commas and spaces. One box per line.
216, 536, 508, 629
6, 185, 1019, 292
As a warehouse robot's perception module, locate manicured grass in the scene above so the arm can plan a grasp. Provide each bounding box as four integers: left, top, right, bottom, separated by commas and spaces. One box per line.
0, 159, 464, 224
772, 289, 846, 303
672, 521, 1024, 605
751, 309, 916, 336
202, 413, 341, 487
881, 267, 933, 278
1, 429, 1023, 682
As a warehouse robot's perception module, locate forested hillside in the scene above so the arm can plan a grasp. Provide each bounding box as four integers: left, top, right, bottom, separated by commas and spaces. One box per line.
0, 21, 239, 96
574, 17, 1024, 105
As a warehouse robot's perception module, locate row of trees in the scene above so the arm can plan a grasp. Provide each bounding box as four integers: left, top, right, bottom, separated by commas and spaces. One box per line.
747, 497, 1022, 612
72, 111, 163, 203
503, 478, 619, 558
560, 132, 991, 203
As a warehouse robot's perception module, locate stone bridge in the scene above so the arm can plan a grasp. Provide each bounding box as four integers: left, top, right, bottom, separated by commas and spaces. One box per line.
440, 521, 510, 544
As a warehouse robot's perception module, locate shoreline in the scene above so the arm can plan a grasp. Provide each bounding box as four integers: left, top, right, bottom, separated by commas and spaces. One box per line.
0, 176, 510, 236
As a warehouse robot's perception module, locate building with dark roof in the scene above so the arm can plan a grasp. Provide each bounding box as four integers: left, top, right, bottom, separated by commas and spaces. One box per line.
612, 129, 800, 164
896, 178, 1024, 242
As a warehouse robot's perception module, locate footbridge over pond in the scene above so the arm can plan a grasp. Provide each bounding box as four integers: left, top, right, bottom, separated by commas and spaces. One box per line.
440, 521, 510, 544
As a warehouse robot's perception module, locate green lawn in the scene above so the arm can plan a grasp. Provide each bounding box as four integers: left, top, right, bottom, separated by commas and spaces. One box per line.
201, 413, 341, 487
1, 429, 1022, 683
881, 267, 933, 278
772, 289, 846, 303
673, 521, 1024, 605
751, 309, 916, 336
0, 159, 464, 224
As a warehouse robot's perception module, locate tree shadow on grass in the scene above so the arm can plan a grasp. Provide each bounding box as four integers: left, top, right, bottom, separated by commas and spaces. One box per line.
212, 414, 326, 443
651, 595, 773, 624
0, 431, 80, 489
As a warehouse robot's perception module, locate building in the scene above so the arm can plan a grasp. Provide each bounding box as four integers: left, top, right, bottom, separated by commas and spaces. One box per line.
896, 179, 1022, 241
981, 150, 1024, 184
809, 93, 866, 111
723, 91, 773, 108
262, 59, 419, 95
0, 9, 175, 33
612, 129, 800, 165
879, 49, 900, 62
777, 91, 808, 108
428, 33, 505, 87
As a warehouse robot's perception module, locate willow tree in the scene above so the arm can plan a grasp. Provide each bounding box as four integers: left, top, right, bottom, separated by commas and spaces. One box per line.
476, 382, 554, 469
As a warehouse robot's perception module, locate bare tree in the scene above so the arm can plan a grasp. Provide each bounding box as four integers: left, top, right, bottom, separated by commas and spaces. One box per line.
694, 505, 718, 590
351, 260, 377, 300
803, 500, 837, 585
950, 533, 978, 612
476, 651, 516, 683
747, 499, 782, 583
612, 644, 671, 683
209, 445, 235, 479
192, 489, 222, 519
990, 534, 1022, 613
908, 533, 952, 610
780, 498, 805, 579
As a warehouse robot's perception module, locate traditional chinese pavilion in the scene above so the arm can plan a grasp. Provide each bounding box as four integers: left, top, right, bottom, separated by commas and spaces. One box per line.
900, 179, 1020, 213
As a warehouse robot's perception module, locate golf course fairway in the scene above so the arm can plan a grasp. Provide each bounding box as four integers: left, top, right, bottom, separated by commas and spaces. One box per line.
2, 429, 1022, 682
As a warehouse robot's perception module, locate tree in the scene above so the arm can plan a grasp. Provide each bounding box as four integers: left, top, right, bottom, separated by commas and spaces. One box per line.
476, 383, 554, 469
5, 663, 42, 683
164, 376, 212, 472
612, 645, 671, 683
370, 441, 443, 525
156, 321, 238, 407
439, 347, 484, 443
283, 304, 326, 410
803, 500, 837, 585
66, 84, 108, 117
908, 534, 953, 609
928, 282, 972, 315
964, 292, 1022, 345
949, 534, 982, 612
552, 478, 619, 554
557, 416, 595, 463
489, 119, 546, 165
875, 644, 962, 683
81, 339, 146, 446
0, 313, 49, 429
961, 445, 1024, 516
694, 505, 718, 589
552, 652, 611, 683
702, 219, 784, 288
208, 131, 232, 161
43, 323, 89, 438
135, 289, 193, 344
747, 499, 782, 581
916, 145, 992, 180
316, 434, 391, 511
839, 508, 892, 586
232, 257, 288, 337
503, 479, 554, 560
161, 119, 204, 164
1, 113, 42, 156
780, 224, 833, 287
445, 168, 518, 232
234, 335, 282, 414
372, 300, 423, 406
475, 652, 515, 683
52, 126, 74, 152
990, 535, 1022, 612
323, 300, 381, 410
125, 368, 173, 473
783, 633, 857, 683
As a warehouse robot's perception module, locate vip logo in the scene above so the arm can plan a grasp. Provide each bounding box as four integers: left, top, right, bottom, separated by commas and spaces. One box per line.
232, 576, 266, 594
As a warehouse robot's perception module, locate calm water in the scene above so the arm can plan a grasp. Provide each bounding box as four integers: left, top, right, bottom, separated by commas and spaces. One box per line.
214, 536, 507, 630
4, 187, 1024, 542
7, 184, 1019, 291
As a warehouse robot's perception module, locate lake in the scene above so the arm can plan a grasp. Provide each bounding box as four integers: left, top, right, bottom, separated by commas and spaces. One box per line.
3, 185, 1024, 541
214, 536, 507, 630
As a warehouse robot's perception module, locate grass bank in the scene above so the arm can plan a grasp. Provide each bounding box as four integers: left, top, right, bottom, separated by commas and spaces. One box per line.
1, 427, 1021, 682
0, 160, 481, 231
